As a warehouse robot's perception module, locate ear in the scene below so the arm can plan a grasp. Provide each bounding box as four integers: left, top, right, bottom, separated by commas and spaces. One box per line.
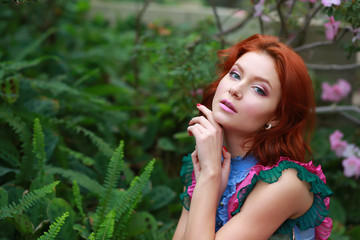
268, 116, 280, 128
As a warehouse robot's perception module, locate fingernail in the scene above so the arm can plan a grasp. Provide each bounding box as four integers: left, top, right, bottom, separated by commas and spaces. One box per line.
196, 103, 201, 107
223, 146, 228, 152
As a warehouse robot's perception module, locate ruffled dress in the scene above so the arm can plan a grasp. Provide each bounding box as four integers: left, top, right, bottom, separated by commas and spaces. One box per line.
180, 155, 333, 240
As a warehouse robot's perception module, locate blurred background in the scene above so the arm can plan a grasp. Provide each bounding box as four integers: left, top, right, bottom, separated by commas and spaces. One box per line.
0, 0, 360, 239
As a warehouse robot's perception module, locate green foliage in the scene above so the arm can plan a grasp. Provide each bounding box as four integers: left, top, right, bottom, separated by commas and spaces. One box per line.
93, 141, 125, 230
95, 210, 115, 240
72, 180, 86, 219
0, 181, 59, 219
38, 211, 69, 240
33, 118, 47, 180
45, 166, 104, 195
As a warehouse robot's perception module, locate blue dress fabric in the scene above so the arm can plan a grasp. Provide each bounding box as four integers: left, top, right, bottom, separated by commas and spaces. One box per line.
215, 154, 257, 232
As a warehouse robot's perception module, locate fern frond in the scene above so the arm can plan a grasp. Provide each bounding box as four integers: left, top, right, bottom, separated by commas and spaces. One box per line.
58, 145, 95, 166
29, 79, 108, 107
45, 166, 103, 195
74, 126, 114, 158
113, 160, 155, 237
115, 192, 141, 240
93, 141, 124, 231
37, 211, 69, 240
33, 118, 47, 180
95, 210, 115, 240
0, 104, 34, 183
0, 181, 59, 219
88, 232, 95, 240
72, 180, 86, 218
16, 28, 55, 61
0, 56, 58, 76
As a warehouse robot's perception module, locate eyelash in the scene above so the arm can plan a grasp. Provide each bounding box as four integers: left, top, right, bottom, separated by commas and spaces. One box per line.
229, 70, 267, 96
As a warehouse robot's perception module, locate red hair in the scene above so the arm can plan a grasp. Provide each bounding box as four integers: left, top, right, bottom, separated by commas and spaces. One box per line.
201, 34, 316, 166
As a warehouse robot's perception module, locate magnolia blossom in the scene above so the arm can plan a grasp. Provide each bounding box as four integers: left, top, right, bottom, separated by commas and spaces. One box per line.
329, 130, 348, 157
324, 16, 340, 40
321, 0, 341, 7
343, 144, 360, 158
254, 0, 265, 17
321, 78, 351, 102
342, 156, 360, 178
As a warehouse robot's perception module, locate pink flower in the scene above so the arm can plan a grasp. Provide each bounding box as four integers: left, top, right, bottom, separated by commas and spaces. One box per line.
342, 156, 360, 178
254, 0, 265, 17
190, 88, 203, 97
321, 78, 351, 102
321, 0, 341, 7
329, 130, 348, 157
324, 16, 340, 40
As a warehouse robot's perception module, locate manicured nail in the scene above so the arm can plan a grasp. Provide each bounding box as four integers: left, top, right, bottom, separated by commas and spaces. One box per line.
223, 146, 228, 152
196, 103, 201, 107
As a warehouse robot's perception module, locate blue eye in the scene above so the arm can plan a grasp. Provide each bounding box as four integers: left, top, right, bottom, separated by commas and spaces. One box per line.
230, 71, 241, 80
254, 87, 266, 96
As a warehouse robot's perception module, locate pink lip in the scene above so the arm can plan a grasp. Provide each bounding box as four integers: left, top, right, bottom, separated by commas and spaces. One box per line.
220, 99, 237, 113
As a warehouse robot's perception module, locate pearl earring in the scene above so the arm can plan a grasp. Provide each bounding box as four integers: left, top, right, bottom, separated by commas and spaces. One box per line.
265, 123, 272, 130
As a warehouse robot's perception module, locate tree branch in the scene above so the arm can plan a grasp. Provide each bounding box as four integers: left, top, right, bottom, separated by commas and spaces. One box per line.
276, 0, 288, 39
293, 40, 334, 52
133, 0, 153, 88
285, 0, 296, 20
316, 105, 360, 125
216, 10, 255, 37
287, 3, 323, 46
208, 0, 225, 49
306, 63, 360, 70
316, 105, 360, 114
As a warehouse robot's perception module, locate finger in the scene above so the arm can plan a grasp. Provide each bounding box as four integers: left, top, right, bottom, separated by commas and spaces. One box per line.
221, 147, 231, 171
189, 116, 213, 130
196, 104, 219, 128
191, 149, 200, 180
187, 123, 206, 136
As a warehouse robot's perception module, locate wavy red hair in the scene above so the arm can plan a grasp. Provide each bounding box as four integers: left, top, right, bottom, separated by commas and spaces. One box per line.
201, 34, 316, 166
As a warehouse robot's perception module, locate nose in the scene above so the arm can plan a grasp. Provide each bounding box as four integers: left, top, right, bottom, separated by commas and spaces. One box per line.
229, 82, 243, 99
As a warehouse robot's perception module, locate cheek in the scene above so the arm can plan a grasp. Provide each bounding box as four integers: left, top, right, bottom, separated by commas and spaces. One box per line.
242, 99, 276, 120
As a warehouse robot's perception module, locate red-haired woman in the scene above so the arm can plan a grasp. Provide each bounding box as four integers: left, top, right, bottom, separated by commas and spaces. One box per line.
173, 34, 332, 240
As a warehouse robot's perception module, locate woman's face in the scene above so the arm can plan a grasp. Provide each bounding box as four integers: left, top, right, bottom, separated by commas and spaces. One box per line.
212, 51, 282, 137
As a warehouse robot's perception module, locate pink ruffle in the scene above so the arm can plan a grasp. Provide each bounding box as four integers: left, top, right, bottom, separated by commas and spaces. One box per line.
227, 157, 332, 240
187, 171, 196, 199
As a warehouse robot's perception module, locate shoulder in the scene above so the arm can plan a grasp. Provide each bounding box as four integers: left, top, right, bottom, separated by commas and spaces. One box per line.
250, 167, 313, 218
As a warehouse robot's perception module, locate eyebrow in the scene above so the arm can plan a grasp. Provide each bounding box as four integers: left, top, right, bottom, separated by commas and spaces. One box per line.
234, 63, 273, 90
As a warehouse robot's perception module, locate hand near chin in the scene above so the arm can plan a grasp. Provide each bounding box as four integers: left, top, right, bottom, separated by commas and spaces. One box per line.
187, 104, 231, 194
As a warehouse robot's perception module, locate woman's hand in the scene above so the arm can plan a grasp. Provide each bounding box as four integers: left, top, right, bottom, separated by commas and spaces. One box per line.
187, 104, 223, 175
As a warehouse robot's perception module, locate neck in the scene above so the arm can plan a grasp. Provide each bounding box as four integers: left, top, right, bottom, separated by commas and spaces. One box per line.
223, 129, 253, 158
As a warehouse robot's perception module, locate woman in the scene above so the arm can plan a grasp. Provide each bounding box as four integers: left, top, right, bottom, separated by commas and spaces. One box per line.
173, 34, 332, 240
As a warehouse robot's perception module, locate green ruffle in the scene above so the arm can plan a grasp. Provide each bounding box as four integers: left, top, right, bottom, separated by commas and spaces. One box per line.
231, 161, 333, 235
180, 154, 193, 210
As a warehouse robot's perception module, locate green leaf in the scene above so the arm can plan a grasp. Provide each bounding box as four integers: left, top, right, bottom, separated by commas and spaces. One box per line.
143, 186, 176, 211
0, 188, 8, 207
157, 137, 176, 151
14, 213, 34, 234
125, 212, 157, 237
46, 198, 75, 240
0, 76, 19, 104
